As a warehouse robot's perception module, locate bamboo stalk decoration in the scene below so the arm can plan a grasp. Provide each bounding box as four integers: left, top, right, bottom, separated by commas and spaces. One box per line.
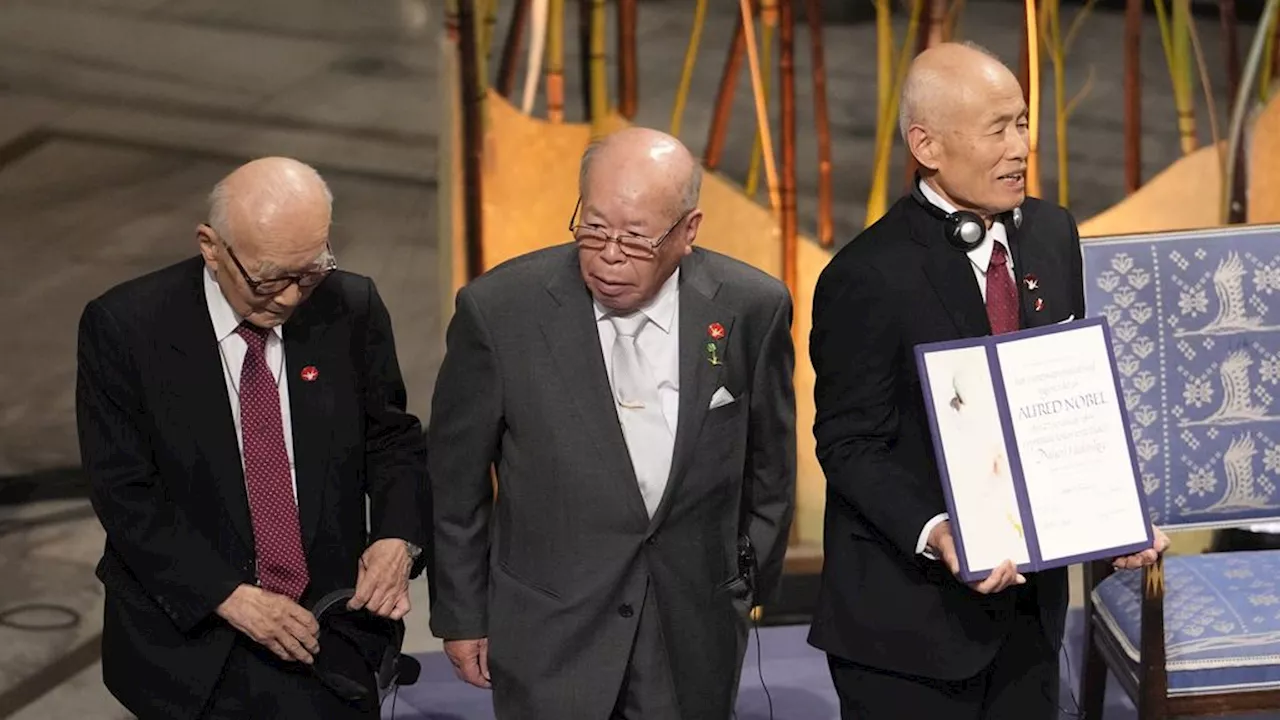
738, 0, 781, 213
1186, 12, 1221, 149
746, 0, 778, 199
520, 0, 550, 114
589, 0, 607, 127
546, 0, 566, 122
1123, 0, 1141, 194
497, 0, 530, 97
780, 0, 797, 298
706, 7, 749, 171
1224, 0, 1280, 223
1220, 0, 1242, 104
1262, 7, 1280, 102
923, 0, 947, 48
865, 0, 924, 228
1039, 0, 1098, 207
874, 0, 892, 138
457, 0, 486, 279
484, 0, 498, 55
473, 0, 490, 129
618, 0, 638, 119
804, 0, 834, 247
578, 0, 592, 119
671, 0, 709, 137
1154, 0, 1198, 154
1025, 0, 1042, 199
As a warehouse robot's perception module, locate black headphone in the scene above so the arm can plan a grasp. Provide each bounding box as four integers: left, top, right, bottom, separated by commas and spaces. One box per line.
309, 588, 421, 705
910, 180, 1022, 251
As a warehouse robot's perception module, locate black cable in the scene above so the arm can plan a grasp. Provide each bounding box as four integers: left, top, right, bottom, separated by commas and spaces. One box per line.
0, 603, 82, 631
754, 620, 774, 720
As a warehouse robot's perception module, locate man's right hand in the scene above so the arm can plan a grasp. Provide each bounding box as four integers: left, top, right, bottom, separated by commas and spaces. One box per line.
927, 520, 1025, 595
215, 584, 320, 664
444, 638, 491, 689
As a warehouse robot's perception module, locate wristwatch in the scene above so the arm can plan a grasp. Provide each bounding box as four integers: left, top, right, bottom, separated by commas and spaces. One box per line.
405, 540, 423, 562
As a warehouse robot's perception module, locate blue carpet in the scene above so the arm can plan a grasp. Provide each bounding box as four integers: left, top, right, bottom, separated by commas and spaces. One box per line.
382, 609, 1280, 719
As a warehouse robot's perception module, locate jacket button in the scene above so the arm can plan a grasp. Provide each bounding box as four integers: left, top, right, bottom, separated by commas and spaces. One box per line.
618, 603, 634, 618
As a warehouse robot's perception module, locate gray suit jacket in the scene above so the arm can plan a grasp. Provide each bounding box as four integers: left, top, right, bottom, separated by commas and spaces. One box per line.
427, 244, 796, 719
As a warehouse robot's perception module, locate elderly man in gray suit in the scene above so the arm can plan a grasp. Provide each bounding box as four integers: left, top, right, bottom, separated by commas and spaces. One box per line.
426, 126, 796, 719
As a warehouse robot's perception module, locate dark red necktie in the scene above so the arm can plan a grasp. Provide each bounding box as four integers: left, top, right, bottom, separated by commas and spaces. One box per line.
235, 323, 309, 600
986, 241, 1020, 335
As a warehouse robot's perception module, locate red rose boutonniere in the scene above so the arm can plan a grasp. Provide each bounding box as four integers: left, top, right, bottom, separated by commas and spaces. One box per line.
706, 322, 726, 366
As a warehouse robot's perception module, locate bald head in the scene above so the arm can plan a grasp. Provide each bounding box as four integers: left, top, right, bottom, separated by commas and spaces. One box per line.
573, 127, 704, 313
898, 41, 1029, 222
199, 156, 336, 328
899, 42, 1016, 141
579, 127, 702, 220
208, 156, 333, 248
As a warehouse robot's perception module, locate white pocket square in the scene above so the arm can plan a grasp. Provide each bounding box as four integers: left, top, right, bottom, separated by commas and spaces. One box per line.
709, 387, 736, 410
1056, 314, 1075, 324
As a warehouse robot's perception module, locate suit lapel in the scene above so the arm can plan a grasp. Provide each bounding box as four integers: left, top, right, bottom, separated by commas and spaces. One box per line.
541, 250, 650, 522
283, 306, 333, 551
164, 261, 254, 552
1009, 209, 1053, 329
650, 252, 735, 527
910, 203, 992, 338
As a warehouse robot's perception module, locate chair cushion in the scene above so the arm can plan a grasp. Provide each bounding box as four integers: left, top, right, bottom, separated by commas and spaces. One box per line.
1093, 551, 1280, 696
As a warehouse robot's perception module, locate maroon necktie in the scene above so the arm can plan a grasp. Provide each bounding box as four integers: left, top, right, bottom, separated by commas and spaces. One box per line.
986, 241, 1020, 335
235, 323, 309, 600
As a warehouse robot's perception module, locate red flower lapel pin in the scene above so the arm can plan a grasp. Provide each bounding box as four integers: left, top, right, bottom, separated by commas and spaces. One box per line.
705, 322, 725, 366
301, 365, 319, 382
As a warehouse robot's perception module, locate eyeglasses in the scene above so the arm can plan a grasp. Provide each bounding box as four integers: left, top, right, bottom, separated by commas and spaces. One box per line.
568, 197, 690, 259
204, 225, 337, 297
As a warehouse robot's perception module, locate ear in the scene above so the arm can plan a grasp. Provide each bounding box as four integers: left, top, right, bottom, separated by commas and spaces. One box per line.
197, 224, 219, 269
681, 209, 703, 255
907, 125, 941, 171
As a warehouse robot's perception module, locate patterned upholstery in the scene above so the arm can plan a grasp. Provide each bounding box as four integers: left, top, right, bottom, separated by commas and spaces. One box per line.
1093, 552, 1280, 695
1082, 226, 1280, 529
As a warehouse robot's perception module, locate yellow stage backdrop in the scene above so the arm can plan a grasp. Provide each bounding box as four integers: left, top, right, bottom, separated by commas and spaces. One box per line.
438, 38, 1280, 559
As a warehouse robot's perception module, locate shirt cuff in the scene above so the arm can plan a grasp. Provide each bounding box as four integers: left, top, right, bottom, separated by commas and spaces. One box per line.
916, 513, 950, 560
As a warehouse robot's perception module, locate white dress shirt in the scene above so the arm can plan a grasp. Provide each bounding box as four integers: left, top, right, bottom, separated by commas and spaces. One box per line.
914, 180, 1015, 557
594, 269, 681, 438
203, 268, 299, 501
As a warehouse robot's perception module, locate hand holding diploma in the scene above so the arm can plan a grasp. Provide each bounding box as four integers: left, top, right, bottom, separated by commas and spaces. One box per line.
927, 520, 1026, 594
1111, 524, 1170, 570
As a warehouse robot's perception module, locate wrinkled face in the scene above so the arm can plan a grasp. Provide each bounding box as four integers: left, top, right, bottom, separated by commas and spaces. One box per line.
573, 167, 701, 313
197, 216, 333, 328
912, 67, 1029, 220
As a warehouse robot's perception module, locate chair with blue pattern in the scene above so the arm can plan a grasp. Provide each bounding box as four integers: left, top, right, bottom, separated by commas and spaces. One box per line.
1079, 222, 1280, 719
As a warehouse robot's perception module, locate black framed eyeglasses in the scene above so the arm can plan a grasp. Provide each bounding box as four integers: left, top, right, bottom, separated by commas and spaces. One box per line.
568, 197, 690, 259
204, 224, 337, 297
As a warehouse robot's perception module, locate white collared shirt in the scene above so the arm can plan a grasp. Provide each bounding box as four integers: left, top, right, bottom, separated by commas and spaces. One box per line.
203, 268, 299, 500
918, 179, 1016, 300
593, 269, 681, 436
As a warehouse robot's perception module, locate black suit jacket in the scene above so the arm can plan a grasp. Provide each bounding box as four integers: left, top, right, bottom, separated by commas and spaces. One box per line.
427, 245, 796, 720
806, 194, 1082, 680
75, 256, 427, 719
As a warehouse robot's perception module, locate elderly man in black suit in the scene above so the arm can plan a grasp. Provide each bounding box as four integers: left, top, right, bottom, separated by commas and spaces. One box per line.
428, 127, 796, 720
807, 42, 1168, 720
76, 157, 427, 719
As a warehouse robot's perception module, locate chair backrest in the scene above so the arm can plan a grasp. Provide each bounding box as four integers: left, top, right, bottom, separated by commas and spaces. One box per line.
1081, 223, 1280, 528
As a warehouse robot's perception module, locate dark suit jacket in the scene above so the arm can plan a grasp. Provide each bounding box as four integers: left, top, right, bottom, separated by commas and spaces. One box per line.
75, 256, 427, 719
807, 195, 1081, 681
427, 245, 796, 720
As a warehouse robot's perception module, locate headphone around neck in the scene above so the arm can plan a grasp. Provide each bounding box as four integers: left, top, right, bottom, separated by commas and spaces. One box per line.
910, 179, 1023, 252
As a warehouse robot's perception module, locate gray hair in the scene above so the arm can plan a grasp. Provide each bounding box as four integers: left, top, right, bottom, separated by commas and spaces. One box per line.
578, 139, 702, 218
899, 40, 1005, 141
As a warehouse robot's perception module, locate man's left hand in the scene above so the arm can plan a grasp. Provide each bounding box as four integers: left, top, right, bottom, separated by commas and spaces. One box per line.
1112, 524, 1171, 570
349, 538, 412, 619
